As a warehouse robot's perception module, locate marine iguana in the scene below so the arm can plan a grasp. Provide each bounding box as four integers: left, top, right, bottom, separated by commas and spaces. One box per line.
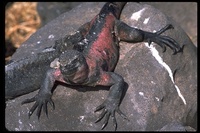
5, 2, 182, 130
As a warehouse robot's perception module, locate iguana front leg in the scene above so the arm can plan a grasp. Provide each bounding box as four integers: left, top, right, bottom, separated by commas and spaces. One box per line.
21, 68, 57, 118
115, 20, 182, 54
21, 50, 89, 119
93, 71, 128, 130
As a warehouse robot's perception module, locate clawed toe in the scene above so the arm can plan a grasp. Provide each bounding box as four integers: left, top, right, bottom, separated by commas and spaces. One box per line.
94, 101, 128, 130
21, 97, 36, 105
116, 108, 129, 120
156, 24, 174, 35
95, 109, 107, 123
151, 24, 182, 54
101, 112, 111, 130
21, 93, 54, 119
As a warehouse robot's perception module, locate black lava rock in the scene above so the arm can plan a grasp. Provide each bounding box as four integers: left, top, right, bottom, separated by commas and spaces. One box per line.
5, 2, 197, 131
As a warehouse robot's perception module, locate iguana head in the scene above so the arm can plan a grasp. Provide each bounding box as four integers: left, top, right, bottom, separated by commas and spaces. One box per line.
58, 50, 89, 83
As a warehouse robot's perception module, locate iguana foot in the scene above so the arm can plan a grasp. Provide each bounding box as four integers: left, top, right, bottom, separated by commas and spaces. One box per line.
155, 24, 174, 35
21, 92, 54, 119
94, 99, 128, 131
145, 24, 182, 54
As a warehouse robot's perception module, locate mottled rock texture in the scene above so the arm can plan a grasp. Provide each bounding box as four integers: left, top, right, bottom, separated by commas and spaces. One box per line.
5, 2, 197, 131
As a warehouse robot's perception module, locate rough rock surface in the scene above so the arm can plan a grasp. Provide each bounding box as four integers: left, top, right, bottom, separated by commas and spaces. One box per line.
143, 2, 197, 47
37, 2, 82, 27
5, 2, 197, 131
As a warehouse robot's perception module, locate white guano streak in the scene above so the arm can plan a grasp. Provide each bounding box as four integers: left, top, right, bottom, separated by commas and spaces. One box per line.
145, 43, 186, 105
131, 8, 146, 21
143, 17, 150, 24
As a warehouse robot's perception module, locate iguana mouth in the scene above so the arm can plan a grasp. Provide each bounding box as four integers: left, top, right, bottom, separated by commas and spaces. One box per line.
60, 63, 78, 76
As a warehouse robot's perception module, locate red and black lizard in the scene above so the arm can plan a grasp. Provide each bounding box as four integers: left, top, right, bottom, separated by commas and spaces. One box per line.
20, 2, 182, 130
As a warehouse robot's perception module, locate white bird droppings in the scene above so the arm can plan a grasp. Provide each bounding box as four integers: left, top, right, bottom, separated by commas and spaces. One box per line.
131, 8, 146, 21
37, 41, 41, 44
175, 85, 186, 105
48, 34, 55, 39
155, 97, 160, 101
42, 47, 55, 53
145, 42, 186, 105
139, 92, 144, 96
143, 17, 150, 24
18, 119, 22, 125
15, 128, 20, 131
29, 123, 34, 129
79, 116, 85, 122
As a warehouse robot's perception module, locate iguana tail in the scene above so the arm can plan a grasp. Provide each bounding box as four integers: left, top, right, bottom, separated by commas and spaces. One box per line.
5, 48, 59, 100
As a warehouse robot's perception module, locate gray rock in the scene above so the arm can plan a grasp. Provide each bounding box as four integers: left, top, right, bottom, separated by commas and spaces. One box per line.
157, 122, 196, 131
37, 2, 82, 27
142, 2, 197, 47
5, 2, 197, 131
158, 122, 186, 131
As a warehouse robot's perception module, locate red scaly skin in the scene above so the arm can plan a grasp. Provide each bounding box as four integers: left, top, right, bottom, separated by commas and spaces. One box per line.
86, 14, 118, 72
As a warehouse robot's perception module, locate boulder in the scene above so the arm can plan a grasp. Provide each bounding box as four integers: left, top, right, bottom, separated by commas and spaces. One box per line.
157, 122, 195, 131
37, 2, 82, 27
5, 2, 197, 131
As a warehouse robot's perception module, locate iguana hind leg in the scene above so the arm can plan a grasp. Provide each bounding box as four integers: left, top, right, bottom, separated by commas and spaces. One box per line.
115, 20, 182, 54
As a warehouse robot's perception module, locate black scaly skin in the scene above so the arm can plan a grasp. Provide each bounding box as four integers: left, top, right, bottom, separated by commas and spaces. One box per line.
5, 35, 74, 100
6, 2, 182, 130
5, 43, 62, 99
